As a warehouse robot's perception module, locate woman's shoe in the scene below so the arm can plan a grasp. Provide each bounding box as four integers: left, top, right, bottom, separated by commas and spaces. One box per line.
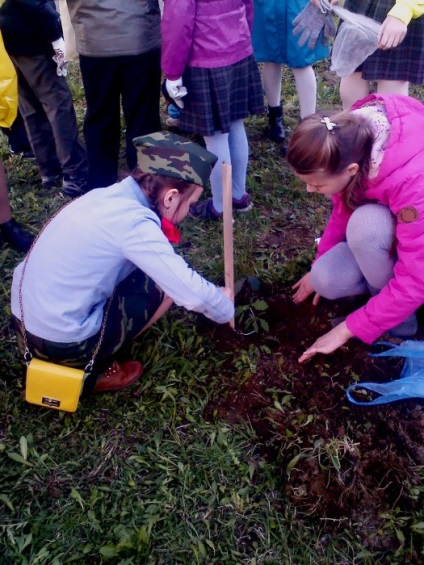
93, 360, 144, 393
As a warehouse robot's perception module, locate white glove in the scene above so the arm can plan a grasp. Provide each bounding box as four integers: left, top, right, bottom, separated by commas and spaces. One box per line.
52, 37, 69, 77
165, 78, 188, 109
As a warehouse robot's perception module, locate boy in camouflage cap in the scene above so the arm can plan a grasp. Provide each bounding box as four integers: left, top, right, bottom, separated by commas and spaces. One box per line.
133, 131, 218, 188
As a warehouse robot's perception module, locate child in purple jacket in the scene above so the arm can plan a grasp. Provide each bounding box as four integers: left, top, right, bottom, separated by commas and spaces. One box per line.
161, 0, 265, 220
288, 94, 424, 362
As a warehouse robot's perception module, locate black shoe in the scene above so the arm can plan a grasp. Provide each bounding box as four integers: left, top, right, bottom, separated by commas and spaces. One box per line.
41, 174, 62, 189
0, 218, 34, 253
62, 175, 88, 198
267, 105, 285, 143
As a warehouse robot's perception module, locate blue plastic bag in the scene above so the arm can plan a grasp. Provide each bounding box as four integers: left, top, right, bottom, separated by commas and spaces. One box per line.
346, 341, 424, 406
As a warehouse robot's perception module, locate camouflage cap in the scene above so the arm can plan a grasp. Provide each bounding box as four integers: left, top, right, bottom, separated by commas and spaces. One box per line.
133, 131, 218, 188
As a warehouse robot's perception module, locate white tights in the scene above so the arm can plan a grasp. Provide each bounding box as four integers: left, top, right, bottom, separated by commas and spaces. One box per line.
203, 119, 248, 213
261, 62, 317, 118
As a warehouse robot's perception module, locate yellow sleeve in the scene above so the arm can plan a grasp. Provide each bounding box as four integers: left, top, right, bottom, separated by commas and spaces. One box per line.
388, 1, 424, 25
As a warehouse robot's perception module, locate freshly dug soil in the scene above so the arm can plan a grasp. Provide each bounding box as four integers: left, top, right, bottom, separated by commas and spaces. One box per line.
203, 283, 424, 555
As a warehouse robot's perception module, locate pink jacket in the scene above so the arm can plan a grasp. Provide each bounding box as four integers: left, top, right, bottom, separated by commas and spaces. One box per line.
316, 94, 424, 344
161, 0, 254, 80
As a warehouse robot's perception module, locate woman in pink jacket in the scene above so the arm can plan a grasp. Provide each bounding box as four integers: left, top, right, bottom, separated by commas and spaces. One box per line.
287, 94, 424, 362
161, 0, 264, 220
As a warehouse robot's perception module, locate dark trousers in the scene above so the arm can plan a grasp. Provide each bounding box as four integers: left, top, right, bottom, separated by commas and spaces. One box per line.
79, 48, 162, 189
11, 54, 87, 180
0, 110, 31, 154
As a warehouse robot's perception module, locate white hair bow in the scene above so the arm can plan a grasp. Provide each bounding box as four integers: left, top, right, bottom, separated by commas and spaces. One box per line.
320, 117, 337, 131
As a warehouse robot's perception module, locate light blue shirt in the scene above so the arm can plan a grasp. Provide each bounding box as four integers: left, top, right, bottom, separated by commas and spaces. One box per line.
12, 177, 234, 342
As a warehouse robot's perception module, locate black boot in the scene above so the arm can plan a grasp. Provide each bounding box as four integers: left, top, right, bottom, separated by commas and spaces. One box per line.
266, 105, 285, 143
0, 218, 34, 253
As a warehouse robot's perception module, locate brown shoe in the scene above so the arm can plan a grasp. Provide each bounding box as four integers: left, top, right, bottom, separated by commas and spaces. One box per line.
93, 360, 143, 394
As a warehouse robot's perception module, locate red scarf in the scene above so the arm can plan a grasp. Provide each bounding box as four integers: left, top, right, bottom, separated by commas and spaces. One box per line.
161, 217, 181, 244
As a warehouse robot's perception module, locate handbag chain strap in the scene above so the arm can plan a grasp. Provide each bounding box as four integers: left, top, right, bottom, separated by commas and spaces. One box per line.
18, 200, 114, 374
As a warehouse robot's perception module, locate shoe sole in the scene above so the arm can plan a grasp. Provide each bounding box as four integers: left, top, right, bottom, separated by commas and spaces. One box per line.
61, 189, 86, 199
233, 203, 253, 213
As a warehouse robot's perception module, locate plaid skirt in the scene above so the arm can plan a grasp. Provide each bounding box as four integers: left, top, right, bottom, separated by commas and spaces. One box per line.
343, 0, 424, 83
179, 55, 265, 136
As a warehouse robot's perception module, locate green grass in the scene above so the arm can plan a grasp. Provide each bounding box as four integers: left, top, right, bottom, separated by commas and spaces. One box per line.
0, 62, 423, 564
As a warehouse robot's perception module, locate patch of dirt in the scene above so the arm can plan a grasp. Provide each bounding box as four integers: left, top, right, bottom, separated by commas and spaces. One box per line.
203, 234, 424, 556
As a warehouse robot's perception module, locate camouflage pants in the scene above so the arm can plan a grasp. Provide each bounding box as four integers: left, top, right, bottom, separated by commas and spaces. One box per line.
12, 269, 164, 394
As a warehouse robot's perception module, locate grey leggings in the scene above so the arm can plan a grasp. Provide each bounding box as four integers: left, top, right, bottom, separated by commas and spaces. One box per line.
311, 204, 396, 299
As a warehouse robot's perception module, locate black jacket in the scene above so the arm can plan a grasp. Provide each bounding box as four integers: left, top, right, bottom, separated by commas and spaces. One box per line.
0, 0, 62, 56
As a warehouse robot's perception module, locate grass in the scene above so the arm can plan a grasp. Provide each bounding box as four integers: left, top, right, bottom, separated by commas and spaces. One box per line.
0, 62, 423, 564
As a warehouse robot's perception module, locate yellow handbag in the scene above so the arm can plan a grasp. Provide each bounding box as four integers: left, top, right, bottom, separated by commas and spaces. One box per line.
0, 30, 18, 128
25, 358, 85, 412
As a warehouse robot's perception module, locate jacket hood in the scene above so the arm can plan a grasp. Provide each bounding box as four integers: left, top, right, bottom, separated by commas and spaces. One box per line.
352, 94, 424, 185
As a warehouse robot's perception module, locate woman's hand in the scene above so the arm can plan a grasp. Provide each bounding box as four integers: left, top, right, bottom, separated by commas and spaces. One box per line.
378, 16, 407, 49
298, 321, 354, 363
292, 272, 320, 306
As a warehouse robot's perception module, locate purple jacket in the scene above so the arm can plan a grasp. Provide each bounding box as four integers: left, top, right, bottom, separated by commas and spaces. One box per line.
161, 0, 254, 80
316, 94, 424, 344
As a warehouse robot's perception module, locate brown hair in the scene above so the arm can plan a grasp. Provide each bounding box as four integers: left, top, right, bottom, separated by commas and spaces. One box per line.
287, 111, 375, 209
130, 169, 199, 213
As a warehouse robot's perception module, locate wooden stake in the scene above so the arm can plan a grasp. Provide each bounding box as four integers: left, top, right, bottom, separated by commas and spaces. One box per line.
222, 162, 235, 329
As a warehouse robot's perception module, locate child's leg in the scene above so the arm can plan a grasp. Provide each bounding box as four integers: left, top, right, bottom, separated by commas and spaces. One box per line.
347, 203, 416, 336
339, 72, 369, 110
311, 204, 395, 299
346, 204, 396, 290
203, 131, 230, 214
261, 62, 282, 107
292, 66, 317, 118
311, 242, 369, 299
261, 62, 285, 143
377, 80, 409, 96
136, 295, 173, 336
228, 119, 248, 202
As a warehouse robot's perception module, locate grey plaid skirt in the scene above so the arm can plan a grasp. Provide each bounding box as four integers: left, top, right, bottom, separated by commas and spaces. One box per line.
179, 54, 265, 136
343, 0, 424, 83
